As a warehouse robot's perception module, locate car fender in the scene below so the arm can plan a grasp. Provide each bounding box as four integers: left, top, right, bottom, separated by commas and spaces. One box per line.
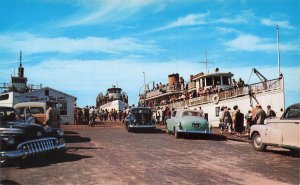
250, 125, 268, 143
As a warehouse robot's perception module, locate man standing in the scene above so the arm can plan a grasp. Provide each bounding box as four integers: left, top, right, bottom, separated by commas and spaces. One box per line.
253, 104, 266, 125
266, 105, 276, 118
199, 107, 204, 117
44, 101, 60, 128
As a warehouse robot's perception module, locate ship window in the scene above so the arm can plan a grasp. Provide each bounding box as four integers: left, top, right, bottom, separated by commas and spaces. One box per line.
214, 76, 221, 85
0, 94, 9, 101
222, 77, 229, 85
215, 107, 220, 117
45, 89, 49, 96
206, 77, 213, 86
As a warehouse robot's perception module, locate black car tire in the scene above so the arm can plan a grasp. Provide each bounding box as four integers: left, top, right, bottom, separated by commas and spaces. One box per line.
252, 132, 266, 151
127, 127, 131, 132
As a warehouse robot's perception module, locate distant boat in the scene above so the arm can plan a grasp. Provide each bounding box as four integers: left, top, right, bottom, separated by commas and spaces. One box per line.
96, 86, 128, 111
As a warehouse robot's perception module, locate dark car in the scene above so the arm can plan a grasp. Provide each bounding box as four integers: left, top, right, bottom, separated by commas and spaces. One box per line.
0, 106, 65, 165
124, 107, 156, 132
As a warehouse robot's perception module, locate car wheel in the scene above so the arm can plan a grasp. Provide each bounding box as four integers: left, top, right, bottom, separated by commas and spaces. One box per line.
252, 132, 266, 151
127, 127, 131, 132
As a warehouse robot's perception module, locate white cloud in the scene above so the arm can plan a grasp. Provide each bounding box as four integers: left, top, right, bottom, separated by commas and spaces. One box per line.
150, 12, 209, 32
58, 0, 160, 27
261, 18, 294, 29
0, 33, 161, 55
215, 16, 247, 24
225, 34, 300, 52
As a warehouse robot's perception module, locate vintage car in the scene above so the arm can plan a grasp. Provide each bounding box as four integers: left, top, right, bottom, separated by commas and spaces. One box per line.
124, 107, 156, 132
0, 106, 65, 165
166, 109, 212, 138
14, 102, 46, 125
250, 103, 300, 152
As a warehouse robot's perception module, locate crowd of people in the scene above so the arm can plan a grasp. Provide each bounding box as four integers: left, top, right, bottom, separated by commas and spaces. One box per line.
74, 106, 133, 127
144, 78, 246, 108
218, 104, 276, 137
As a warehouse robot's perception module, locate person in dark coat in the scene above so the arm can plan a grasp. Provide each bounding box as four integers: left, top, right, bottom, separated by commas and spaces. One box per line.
234, 109, 244, 137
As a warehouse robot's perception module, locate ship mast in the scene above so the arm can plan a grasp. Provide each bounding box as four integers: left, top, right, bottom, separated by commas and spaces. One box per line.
277, 25, 281, 77
199, 51, 213, 74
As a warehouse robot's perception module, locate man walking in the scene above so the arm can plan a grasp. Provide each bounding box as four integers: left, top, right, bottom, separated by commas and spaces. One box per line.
253, 104, 266, 125
44, 101, 61, 128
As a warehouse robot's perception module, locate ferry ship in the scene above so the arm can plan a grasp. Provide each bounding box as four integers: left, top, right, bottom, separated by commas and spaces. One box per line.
138, 69, 285, 126
96, 86, 128, 111
139, 26, 285, 127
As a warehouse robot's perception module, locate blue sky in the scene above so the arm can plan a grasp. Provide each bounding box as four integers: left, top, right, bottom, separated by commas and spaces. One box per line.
0, 0, 299, 107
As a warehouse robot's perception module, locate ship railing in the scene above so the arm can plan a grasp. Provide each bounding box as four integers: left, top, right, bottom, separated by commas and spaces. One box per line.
187, 78, 282, 106
146, 89, 162, 98
187, 81, 196, 90
248, 78, 282, 94
167, 83, 182, 92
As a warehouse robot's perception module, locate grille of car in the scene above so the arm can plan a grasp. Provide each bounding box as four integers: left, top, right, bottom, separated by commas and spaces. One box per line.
17, 137, 59, 156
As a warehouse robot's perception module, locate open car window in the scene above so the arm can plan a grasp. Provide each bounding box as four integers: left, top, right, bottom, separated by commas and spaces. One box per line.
30, 107, 45, 114
282, 108, 300, 119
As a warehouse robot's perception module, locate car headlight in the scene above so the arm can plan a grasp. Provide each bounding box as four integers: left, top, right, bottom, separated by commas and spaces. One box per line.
57, 129, 64, 137
7, 137, 15, 145
37, 131, 42, 137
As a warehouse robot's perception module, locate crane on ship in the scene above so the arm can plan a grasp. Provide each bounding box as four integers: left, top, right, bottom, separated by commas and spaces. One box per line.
247, 68, 268, 108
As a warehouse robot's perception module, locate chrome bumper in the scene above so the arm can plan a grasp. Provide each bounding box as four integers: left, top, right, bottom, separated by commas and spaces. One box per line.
177, 129, 212, 134
128, 124, 156, 128
0, 137, 65, 163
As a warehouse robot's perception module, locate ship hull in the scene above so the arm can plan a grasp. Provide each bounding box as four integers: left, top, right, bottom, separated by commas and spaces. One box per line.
157, 78, 285, 127
99, 100, 128, 111
188, 90, 284, 127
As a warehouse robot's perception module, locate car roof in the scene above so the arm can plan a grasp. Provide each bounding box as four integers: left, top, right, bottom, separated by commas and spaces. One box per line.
289, 103, 300, 108
14, 102, 46, 108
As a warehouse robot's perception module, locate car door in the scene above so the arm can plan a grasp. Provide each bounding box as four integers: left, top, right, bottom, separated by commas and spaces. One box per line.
167, 111, 177, 131
267, 107, 300, 147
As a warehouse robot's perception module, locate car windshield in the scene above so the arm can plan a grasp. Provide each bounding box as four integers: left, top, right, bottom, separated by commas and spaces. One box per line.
182, 111, 202, 117
282, 107, 300, 119
0, 108, 18, 122
30, 107, 44, 114
132, 109, 151, 114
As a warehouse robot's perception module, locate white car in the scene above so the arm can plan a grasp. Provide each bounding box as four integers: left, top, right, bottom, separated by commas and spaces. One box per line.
250, 103, 300, 152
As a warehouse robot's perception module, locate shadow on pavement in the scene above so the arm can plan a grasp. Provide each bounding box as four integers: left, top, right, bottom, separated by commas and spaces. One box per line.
267, 149, 300, 158
64, 131, 79, 135
2, 151, 92, 169
67, 146, 103, 151
128, 128, 166, 134
177, 134, 227, 141
0, 180, 21, 185
64, 135, 91, 143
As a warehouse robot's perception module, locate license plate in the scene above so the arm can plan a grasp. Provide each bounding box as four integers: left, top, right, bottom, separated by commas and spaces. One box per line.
192, 123, 199, 128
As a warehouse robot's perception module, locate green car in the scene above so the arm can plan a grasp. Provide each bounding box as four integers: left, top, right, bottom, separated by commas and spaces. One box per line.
166, 109, 212, 138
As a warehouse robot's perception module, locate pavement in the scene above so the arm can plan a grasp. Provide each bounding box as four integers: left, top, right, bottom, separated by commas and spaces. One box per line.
2, 124, 298, 185
64, 120, 251, 143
